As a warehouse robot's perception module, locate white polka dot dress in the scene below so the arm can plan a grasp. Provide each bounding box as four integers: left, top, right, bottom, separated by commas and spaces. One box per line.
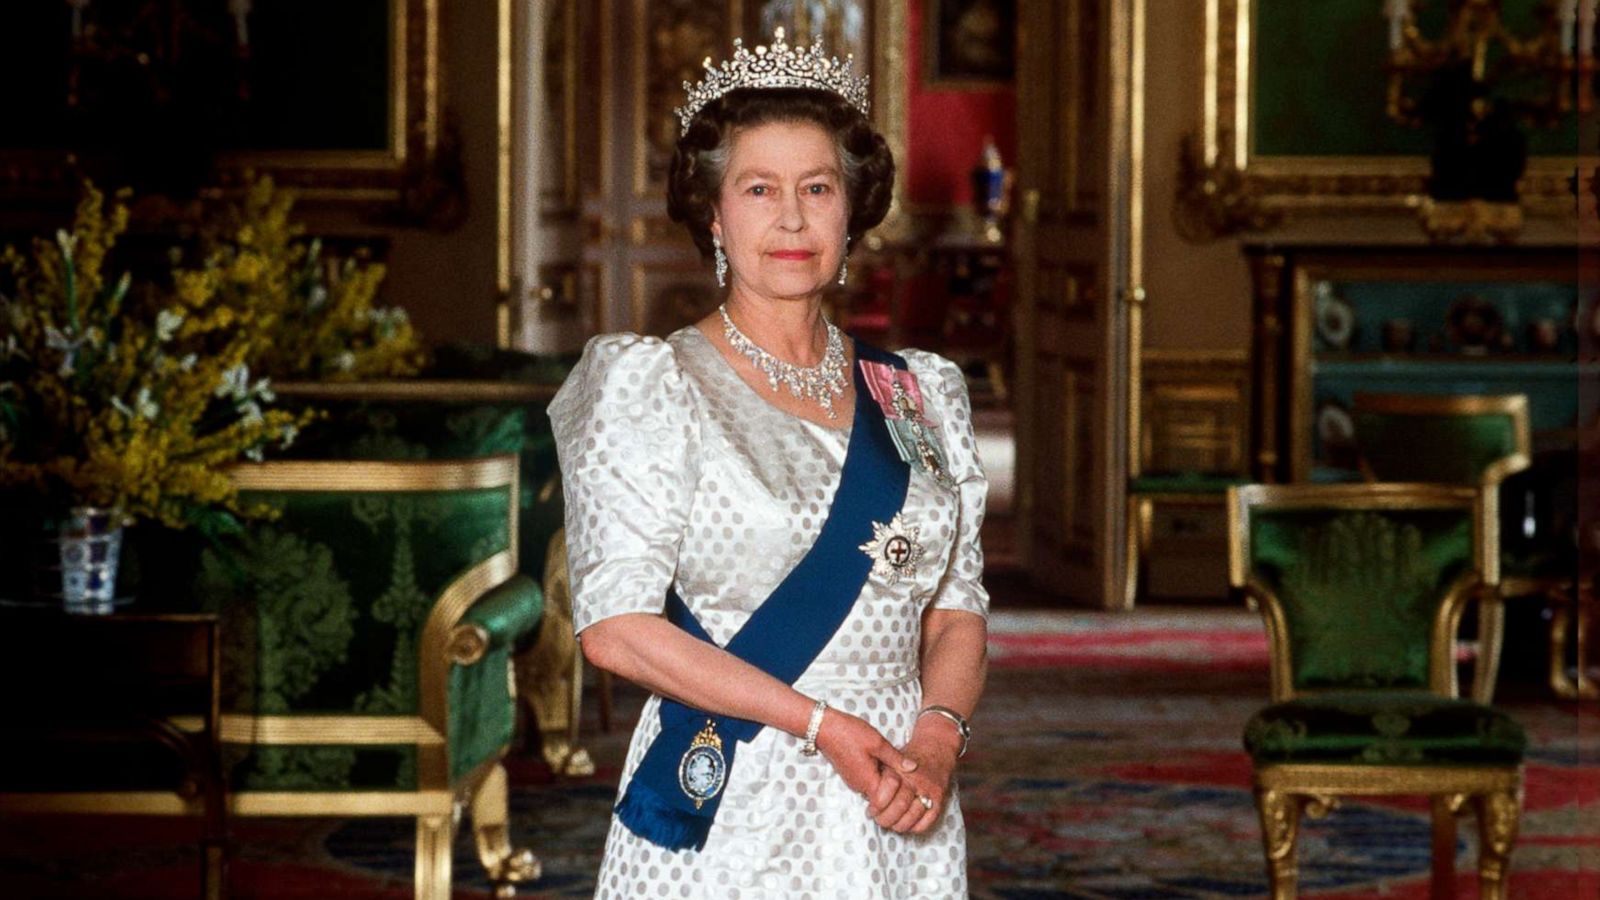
549, 326, 989, 899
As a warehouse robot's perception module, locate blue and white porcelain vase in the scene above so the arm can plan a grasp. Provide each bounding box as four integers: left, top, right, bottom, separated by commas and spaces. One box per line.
56, 506, 124, 614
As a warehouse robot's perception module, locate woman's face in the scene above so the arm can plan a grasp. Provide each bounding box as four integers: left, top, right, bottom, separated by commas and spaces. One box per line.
711, 120, 849, 303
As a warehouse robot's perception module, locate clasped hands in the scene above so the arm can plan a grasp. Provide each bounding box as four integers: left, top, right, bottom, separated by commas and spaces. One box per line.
814, 708, 961, 835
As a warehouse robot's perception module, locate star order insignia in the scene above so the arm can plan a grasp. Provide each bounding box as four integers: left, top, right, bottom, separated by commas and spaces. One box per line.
859, 513, 925, 585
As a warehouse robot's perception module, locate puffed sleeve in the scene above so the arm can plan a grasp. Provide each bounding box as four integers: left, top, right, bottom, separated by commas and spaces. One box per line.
903, 350, 990, 619
548, 334, 700, 634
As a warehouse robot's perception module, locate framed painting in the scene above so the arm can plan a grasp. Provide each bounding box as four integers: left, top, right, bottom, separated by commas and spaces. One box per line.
923, 0, 1016, 88
1180, 0, 1587, 237
0, 0, 456, 226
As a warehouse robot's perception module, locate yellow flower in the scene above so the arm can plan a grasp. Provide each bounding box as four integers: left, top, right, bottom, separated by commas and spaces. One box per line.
0, 180, 313, 529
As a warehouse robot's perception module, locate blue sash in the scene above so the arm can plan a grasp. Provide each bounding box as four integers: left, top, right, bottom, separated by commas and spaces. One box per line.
613, 341, 911, 851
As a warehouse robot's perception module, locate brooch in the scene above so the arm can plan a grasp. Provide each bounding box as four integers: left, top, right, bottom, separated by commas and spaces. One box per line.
859, 513, 926, 586
678, 720, 727, 809
858, 361, 954, 487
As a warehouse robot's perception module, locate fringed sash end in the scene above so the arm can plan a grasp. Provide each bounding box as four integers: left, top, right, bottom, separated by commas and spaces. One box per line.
615, 780, 712, 852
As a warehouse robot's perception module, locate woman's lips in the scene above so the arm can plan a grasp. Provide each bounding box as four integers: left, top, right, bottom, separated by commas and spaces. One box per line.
768, 250, 816, 261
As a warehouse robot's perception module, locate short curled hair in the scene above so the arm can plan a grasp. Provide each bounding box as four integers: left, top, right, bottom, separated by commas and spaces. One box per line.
666, 87, 895, 261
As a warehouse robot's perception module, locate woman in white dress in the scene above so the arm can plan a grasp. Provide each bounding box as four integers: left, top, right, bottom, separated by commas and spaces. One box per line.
549, 29, 989, 899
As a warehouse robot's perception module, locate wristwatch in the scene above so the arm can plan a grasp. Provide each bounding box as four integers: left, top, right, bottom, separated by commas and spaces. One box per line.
917, 705, 971, 758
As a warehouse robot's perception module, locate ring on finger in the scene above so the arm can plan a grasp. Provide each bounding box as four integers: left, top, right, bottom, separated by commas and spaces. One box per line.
917, 795, 933, 810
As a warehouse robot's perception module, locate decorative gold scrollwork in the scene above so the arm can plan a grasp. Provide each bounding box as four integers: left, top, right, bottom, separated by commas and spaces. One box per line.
447, 624, 491, 666
1255, 788, 1302, 899
1417, 198, 1525, 245
1174, 135, 1283, 242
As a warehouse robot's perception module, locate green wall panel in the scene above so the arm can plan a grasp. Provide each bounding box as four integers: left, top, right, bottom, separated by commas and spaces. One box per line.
1253, 0, 1582, 159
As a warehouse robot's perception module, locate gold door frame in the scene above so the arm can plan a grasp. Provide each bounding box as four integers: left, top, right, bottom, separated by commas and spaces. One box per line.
1184, 0, 1583, 233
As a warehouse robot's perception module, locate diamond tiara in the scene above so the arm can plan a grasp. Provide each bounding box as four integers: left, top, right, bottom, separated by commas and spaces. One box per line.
674, 27, 871, 137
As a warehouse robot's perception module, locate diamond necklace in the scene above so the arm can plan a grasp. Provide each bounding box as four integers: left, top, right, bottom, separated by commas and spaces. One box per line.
719, 303, 849, 418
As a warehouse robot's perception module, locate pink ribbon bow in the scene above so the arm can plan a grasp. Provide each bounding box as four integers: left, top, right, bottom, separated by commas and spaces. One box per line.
858, 360, 936, 425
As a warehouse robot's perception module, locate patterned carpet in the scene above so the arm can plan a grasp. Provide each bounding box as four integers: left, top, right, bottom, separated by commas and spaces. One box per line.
1, 606, 1594, 898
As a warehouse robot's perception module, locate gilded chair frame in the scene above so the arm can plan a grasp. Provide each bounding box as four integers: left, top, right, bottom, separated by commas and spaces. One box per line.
275, 379, 594, 760
224, 455, 537, 900
1349, 392, 1593, 698
1351, 392, 1532, 489
1227, 482, 1522, 900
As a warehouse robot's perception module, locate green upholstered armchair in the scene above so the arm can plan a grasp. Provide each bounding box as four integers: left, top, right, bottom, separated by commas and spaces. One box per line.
1352, 392, 1590, 699
1228, 483, 1524, 900
273, 379, 592, 775
203, 455, 542, 900
1351, 393, 1531, 489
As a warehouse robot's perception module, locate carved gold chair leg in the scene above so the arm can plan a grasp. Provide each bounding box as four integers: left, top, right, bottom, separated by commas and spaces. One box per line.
516, 629, 595, 776
1474, 789, 1521, 900
1576, 591, 1599, 700
1550, 599, 1581, 700
414, 814, 454, 900
1254, 788, 1302, 900
469, 762, 542, 898
516, 528, 597, 776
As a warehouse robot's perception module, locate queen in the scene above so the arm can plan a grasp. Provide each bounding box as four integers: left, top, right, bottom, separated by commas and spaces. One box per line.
548, 28, 990, 898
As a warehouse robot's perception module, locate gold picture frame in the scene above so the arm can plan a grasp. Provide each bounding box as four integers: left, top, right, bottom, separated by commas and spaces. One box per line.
1179, 0, 1586, 238
922, 0, 1017, 91
0, 0, 457, 227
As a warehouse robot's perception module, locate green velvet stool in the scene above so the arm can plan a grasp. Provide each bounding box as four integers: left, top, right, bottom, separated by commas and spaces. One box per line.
1228, 483, 1525, 900
204, 455, 543, 900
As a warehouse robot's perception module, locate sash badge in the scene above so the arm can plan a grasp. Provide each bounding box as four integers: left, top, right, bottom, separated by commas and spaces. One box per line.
678, 720, 727, 809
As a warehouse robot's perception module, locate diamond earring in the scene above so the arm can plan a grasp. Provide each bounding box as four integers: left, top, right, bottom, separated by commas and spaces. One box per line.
713, 238, 728, 288
838, 237, 850, 285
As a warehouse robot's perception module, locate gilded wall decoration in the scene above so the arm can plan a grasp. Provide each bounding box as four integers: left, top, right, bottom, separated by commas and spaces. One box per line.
636, 0, 732, 196
755, 0, 870, 62
631, 262, 722, 337
542, 0, 579, 215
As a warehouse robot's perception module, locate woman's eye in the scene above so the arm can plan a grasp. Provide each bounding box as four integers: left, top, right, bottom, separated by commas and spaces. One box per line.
806, 183, 831, 195
748, 185, 768, 196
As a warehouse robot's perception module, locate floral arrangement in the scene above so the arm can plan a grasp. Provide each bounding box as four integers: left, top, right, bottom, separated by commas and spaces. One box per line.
184, 176, 427, 382
0, 178, 425, 530
0, 184, 310, 529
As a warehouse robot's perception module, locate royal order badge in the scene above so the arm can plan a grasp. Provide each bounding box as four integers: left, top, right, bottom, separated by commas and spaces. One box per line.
859, 513, 926, 586
678, 720, 727, 809
858, 361, 954, 487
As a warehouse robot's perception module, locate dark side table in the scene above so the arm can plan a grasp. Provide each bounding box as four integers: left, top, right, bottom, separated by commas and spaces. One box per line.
0, 608, 227, 899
